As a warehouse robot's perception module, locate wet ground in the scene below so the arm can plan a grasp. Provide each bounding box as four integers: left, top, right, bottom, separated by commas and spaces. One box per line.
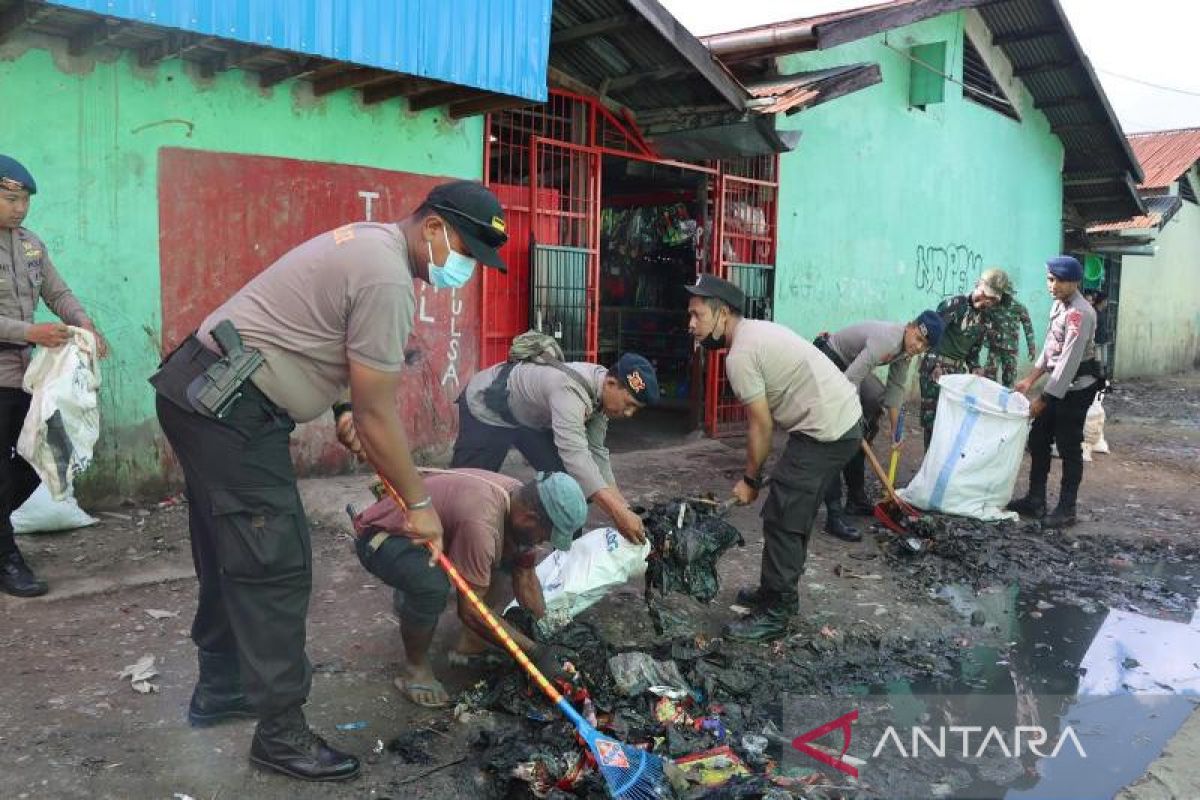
0, 371, 1197, 799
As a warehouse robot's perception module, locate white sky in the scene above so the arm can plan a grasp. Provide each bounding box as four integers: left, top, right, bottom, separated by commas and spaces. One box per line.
658, 0, 1200, 134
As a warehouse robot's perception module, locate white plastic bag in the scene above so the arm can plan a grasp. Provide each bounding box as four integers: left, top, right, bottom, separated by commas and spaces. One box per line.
11, 482, 98, 533
505, 527, 650, 635
18, 326, 100, 500
898, 374, 1031, 521
1082, 394, 1109, 461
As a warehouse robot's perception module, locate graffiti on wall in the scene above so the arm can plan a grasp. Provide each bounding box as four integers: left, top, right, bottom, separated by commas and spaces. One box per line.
914, 243, 983, 298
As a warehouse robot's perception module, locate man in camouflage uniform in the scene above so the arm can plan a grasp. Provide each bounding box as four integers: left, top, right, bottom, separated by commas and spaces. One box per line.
919, 270, 1005, 449
982, 269, 1037, 388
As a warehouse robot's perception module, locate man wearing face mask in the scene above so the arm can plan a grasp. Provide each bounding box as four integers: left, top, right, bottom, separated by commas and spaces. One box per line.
451, 352, 659, 545
151, 180, 507, 782
685, 274, 863, 642
349, 469, 588, 708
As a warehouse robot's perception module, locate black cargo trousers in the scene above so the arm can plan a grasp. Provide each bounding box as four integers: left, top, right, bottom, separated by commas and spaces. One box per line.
153, 337, 312, 719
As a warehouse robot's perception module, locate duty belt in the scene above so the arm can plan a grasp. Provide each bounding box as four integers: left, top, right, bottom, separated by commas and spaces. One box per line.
813, 333, 848, 372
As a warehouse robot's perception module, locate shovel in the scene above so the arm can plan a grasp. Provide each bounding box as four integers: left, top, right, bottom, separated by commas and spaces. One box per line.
860, 441, 924, 553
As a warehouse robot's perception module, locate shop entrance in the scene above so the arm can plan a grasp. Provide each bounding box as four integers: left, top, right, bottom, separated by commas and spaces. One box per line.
482, 90, 779, 439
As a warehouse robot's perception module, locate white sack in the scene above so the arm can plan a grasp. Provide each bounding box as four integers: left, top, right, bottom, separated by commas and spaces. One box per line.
12, 482, 98, 533
1082, 394, 1109, 461
18, 326, 100, 500
505, 527, 650, 635
898, 374, 1031, 521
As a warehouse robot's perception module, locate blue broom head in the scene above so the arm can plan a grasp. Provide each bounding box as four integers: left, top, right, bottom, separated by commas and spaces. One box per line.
588, 731, 671, 799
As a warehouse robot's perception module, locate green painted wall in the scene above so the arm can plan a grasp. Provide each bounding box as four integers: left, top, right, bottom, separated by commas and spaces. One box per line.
1115, 177, 1200, 378
771, 12, 1063, 362
0, 33, 483, 499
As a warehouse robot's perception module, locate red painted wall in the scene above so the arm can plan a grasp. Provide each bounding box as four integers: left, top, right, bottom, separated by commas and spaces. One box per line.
158, 147, 479, 472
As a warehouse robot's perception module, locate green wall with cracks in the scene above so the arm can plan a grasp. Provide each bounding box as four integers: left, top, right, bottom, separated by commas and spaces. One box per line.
770, 12, 1064, 365
0, 34, 483, 500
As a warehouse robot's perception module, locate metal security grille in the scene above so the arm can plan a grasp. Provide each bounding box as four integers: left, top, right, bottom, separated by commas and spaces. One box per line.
706, 156, 779, 437
962, 36, 1018, 120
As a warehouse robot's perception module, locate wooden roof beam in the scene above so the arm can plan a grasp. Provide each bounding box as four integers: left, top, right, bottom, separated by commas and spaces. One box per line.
0, 1, 54, 45
552, 13, 637, 46
310, 66, 388, 97
362, 77, 442, 105
67, 17, 129, 56
448, 92, 537, 120
258, 57, 322, 89
408, 84, 490, 112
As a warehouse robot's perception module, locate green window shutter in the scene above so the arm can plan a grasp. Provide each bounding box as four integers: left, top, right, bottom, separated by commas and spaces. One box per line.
909, 41, 947, 107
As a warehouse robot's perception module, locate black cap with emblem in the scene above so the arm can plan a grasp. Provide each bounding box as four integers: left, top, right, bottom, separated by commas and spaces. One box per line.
423, 181, 509, 272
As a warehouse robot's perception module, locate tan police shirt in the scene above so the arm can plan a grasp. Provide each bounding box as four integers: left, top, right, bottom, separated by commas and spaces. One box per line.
198, 223, 416, 422
0, 228, 89, 388
463, 361, 616, 497
725, 319, 862, 441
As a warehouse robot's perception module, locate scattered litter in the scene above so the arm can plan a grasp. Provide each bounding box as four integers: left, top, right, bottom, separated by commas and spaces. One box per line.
608, 652, 692, 697
674, 745, 749, 787
144, 609, 178, 620
729, 603, 751, 616
833, 563, 882, 580
172, 794, 196, 800
1036, 600, 1055, 610
386, 731, 432, 764
335, 720, 368, 731
118, 655, 158, 694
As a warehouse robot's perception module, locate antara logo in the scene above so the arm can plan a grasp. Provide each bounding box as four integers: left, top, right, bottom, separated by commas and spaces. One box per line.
872, 725, 1087, 760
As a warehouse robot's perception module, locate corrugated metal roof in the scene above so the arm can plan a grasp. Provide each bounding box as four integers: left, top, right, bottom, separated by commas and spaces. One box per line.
1127, 128, 1200, 190
44, 0, 551, 101
1087, 195, 1182, 233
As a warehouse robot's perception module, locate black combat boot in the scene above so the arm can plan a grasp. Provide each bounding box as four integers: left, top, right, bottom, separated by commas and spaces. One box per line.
188, 649, 256, 727
824, 509, 862, 542
250, 707, 360, 782
724, 592, 797, 643
1006, 493, 1046, 519
735, 585, 766, 607
0, 550, 48, 597
1043, 503, 1077, 528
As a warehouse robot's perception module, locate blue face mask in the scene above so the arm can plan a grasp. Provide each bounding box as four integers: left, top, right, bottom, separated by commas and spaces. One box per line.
427, 226, 477, 289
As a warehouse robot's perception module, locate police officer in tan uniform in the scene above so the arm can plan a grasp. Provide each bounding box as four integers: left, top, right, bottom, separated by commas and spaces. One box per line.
0, 155, 107, 597
152, 181, 507, 782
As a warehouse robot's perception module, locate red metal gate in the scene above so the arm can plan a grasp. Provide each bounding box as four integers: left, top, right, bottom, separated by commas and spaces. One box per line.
705, 157, 780, 437
529, 137, 601, 362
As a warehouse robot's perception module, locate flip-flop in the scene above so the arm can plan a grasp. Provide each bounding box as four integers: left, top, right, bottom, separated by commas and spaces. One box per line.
393, 675, 451, 709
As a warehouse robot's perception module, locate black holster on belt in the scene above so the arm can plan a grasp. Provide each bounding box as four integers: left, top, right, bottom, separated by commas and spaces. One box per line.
1074, 358, 1108, 393
482, 362, 521, 426
150, 321, 264, 418
813, 333, 848, 372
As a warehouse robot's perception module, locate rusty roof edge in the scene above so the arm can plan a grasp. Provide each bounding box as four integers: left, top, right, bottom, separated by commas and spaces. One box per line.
1047, 0, 1143, 184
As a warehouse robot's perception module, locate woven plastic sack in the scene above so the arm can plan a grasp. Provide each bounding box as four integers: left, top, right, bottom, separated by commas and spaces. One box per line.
898, 374, 1031, 521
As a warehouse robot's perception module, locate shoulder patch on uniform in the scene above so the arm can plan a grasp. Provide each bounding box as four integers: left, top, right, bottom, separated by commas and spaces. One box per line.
1066, 309, 1082, 332
332, 225, 356, 245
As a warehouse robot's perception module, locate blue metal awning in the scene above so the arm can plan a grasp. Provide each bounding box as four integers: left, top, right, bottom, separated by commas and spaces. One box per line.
45, 0, 551, 102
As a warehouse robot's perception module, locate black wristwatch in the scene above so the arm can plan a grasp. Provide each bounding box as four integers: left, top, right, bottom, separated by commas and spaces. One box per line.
743, 473, 763, 490
331, 401, 353, 418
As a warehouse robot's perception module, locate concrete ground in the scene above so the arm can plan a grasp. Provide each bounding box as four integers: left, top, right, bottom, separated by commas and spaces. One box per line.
0, 371, 1197, 799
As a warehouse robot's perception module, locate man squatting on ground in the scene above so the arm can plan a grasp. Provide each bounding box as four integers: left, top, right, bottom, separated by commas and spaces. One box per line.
152, 181, 508, 782
350, 468, 587, 708
919, 269, 1006, 448
1008, 256, 1103, 529
0, 155, 108, 598
451, 349, 659, 545
685, 274, 863, 642
812, 310, 944, 541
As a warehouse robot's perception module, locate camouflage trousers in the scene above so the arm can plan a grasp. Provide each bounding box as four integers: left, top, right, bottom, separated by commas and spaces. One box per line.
919, 353, 969, 437
983, 352, 1019, 388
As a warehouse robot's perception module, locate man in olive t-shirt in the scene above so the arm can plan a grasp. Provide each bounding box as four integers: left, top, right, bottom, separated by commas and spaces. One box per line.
152, 181, 508, 783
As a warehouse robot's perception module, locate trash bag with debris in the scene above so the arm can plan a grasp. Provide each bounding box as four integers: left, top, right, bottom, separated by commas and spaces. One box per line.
503, 527, 650, 636
1082, 393, 1109, 461
18, 326, 100, 500
899, 374, 1030, 521
644, 499, 742, 604
11, 482, 98, 533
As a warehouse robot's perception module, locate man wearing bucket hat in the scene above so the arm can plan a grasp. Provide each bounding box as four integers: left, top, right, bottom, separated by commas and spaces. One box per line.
0, 155, 109, 597
918, 270, 1004, 449
350, 468, 588, 707
812, 310, 944, 541
152, 180, 507, 781
451, 351, 659, 545
1008, 256, 1101, 529
981, 268, 1038, 388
